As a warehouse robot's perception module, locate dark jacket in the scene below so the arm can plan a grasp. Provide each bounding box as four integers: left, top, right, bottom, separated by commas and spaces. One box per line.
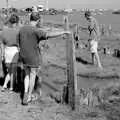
17, 25, 47, 67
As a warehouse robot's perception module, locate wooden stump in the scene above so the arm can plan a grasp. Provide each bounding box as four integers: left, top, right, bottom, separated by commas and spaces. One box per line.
114, 49, 120, 58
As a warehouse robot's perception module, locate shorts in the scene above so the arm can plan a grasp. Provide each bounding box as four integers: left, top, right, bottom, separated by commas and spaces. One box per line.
5, 63, 17, 74
5, 46, 19, 64
89, 39, 98, 53
24, 66, 38, 74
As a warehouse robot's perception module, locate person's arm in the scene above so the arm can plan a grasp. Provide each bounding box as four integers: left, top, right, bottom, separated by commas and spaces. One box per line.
0, 32, 5, 61
46, 30, 71, 39
16, 32, 20, 52
78, 25, 88, 31
36, 29, 71, 41
0, 41, 5, 61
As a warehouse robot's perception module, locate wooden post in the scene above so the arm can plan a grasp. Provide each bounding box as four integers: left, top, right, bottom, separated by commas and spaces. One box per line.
74, 24, 80, 49
64, 15, 78, 110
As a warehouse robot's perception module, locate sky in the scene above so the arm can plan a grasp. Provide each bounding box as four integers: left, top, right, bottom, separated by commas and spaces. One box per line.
0, 0, 120, 9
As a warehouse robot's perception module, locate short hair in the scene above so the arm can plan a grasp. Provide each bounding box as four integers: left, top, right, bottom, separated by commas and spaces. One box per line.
30, 13, 40, 21
9, 14, 19, 24
84, 11, 91, 17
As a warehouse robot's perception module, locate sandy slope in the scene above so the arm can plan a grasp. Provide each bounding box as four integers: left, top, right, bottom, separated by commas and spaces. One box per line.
0, 32, 120, 120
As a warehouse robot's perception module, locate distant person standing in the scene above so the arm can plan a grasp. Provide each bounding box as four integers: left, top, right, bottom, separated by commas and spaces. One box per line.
81, 11, 103, 69
17, 12, 70, 105
108, 24, 112, 35
101, 24, 106, 37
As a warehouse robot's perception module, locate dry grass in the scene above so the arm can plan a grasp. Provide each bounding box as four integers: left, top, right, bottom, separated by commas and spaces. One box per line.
98, 82, 120, 120
1, 21, 120, 120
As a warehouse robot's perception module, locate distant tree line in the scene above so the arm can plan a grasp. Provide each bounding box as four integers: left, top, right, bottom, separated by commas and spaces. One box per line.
0, 7, 68, 16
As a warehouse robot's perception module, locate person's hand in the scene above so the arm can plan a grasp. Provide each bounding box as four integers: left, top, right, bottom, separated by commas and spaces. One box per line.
64, 30, 71, 35
88, 38, 92, 42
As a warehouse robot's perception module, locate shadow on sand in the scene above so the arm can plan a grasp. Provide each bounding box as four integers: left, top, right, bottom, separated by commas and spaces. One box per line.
76, 57, 92, 65
77, 73, 120, 80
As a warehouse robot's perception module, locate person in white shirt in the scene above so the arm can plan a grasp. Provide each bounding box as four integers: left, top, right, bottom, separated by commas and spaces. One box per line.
81, 11, 103, 69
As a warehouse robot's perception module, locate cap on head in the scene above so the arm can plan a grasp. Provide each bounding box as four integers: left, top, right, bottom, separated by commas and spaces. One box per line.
84, 10, 91, 17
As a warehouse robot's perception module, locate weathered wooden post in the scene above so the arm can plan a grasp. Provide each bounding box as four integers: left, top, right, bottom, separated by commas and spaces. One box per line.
64, 15, 78, 110
73, 24, 80, 49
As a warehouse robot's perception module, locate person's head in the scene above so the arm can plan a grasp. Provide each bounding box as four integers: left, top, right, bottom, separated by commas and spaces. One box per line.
30, 12, 40, 26
9, 13, 19, 25
84, 10, 92, 20
36, 15, 43, 28
30, 12, 40, 21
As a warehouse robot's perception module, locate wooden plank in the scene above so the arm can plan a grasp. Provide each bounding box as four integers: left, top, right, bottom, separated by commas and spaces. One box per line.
64, 15, 78, 110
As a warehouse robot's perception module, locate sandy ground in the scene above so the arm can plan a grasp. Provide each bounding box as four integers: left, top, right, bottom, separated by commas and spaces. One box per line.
0, 33, 120, 120
0, 87, 73, 120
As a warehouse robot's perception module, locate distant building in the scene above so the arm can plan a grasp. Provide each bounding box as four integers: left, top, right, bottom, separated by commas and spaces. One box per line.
32, 0, 48, 11
31, 4, 44, 12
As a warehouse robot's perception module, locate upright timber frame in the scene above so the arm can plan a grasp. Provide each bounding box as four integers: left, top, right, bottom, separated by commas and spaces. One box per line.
64, 15, 78, 110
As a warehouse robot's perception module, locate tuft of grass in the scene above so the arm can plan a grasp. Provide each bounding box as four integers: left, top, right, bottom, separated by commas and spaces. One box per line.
99, 82, 120, 120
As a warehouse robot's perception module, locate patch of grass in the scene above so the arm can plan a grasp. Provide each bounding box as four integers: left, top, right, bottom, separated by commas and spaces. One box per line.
98, 82, 120, 120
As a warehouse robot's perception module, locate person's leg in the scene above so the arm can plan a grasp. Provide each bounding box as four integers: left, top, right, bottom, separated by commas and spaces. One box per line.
10, 73, 13, 91
34, 66, 42, 100
2, 64, 10, 90
22, 66, 30, 105
95, 52, 103, 69
32, 75, 42, 101
27, 68, 37, 102
38, 76, 42, 97
91, 53, 95, 65
89, 40, 95, 64
24, 67, 30, 93
2, 73, 10, 89
9, 64, 14, 91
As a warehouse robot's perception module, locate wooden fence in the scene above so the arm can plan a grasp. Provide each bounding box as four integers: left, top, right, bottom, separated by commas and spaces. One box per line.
64, 15, 78, 110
